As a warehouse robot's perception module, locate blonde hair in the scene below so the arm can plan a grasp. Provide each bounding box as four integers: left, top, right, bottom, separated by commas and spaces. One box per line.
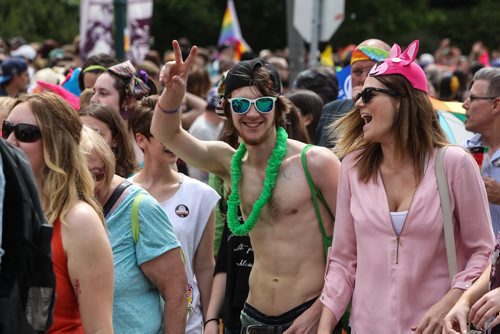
80, 126, 116, 190
331, 74, 449, 183
13, 93, 104, 225
0, 96, 16, 123
79, 88, 94, 109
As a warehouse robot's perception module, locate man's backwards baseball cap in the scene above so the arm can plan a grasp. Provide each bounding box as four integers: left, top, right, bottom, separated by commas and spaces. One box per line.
224, 58, 281, 98
0, 57, 28, 84
369, 40, 428, 93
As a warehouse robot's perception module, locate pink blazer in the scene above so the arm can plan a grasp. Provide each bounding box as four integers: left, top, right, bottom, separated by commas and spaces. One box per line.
320, 146, 495, 334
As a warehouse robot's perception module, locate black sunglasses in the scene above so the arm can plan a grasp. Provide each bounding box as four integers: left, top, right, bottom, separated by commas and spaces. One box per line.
2, 120, 42, 143
355, 87, 400, 104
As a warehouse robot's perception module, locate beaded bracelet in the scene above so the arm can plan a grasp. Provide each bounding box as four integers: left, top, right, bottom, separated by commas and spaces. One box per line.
157, 101, 180, 114
203, 318, 219, 327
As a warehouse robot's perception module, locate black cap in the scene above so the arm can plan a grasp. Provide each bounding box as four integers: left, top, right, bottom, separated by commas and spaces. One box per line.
224, 58, 281, 98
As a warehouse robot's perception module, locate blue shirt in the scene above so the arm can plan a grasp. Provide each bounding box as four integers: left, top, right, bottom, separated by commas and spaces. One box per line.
106, 185, 181, 334
466, 134, 500, 236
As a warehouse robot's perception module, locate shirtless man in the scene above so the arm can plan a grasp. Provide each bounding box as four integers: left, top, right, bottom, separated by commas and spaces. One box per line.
151, 40, 341, 333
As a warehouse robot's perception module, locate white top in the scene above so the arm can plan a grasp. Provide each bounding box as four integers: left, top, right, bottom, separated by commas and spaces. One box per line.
187, 116, 223, 183
390, 211, 408, 236
159, 174, 220, 333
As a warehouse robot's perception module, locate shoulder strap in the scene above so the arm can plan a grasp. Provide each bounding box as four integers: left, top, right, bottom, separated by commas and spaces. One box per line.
301, 144, 334, 260
131, 193, 144, 244
103, 181, 132, 217
435, 146, 457, 280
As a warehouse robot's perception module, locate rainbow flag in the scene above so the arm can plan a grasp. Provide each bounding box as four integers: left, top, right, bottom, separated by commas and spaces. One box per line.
217, 0, 251, 60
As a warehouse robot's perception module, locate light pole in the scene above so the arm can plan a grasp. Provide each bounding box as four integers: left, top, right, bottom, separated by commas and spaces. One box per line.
114, 0, 127, 61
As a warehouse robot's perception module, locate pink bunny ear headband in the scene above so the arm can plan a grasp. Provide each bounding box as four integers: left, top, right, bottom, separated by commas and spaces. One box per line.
369, 40, 428, 93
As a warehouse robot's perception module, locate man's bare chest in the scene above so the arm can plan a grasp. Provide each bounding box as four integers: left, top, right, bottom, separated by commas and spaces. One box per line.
239, 161, 309, 219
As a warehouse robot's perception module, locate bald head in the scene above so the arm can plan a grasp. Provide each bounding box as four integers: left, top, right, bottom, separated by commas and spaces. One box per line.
358, 39, 391, 52
350, 39, 391, 97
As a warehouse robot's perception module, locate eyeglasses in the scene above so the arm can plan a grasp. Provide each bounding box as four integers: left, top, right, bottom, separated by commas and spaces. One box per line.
227, 96, 277, 114
2, 120, 42, 143
355, 87, 400, 104
90, 168, 106, 182
469, 95, 497, 102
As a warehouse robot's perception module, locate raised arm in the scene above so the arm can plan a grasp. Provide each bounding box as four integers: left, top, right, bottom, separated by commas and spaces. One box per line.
181, 91, 207, 129
151, 40, 233, 180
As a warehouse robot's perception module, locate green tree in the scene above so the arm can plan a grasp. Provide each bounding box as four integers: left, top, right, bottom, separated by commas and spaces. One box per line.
0, 0, 498, 61
0, 0, 80, 45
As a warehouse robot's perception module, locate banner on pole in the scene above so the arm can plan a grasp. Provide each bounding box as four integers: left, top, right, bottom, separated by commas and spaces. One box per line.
126, 0, 153, 64
80, 0, 114, 61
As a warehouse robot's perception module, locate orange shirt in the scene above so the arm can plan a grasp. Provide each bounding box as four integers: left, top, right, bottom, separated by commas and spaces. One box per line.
48, 219, 83, 333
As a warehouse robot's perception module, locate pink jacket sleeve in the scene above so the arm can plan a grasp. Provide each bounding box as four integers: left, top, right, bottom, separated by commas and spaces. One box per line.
445, 146, 495, 289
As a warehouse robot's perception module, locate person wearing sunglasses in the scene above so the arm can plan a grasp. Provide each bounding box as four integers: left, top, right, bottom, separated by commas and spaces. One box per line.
4, 92, 115, 333
80, 126, 188, 334
151, 40, 342, 333
318, 40, 495, 334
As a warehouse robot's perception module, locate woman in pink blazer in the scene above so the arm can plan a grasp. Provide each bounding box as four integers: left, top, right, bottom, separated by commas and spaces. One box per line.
318, 40, 495, 334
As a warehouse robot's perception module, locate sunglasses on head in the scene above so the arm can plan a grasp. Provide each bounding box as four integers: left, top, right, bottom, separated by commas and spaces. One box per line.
227, 96, 277, 114
355, 87, 400, 104
2, 120, 42, 143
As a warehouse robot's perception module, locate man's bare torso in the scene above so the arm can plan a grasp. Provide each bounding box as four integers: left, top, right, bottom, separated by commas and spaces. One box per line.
238, 143, 333, 316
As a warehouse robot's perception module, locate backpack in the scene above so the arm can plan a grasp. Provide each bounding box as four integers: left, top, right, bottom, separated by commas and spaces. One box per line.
0, 138, 55, 333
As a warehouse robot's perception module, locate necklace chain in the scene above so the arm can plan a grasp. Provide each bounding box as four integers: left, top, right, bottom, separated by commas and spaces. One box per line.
227, 127, 288, 235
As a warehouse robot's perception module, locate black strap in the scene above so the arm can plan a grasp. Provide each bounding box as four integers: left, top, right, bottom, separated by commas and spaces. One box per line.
103, 181, 132, 217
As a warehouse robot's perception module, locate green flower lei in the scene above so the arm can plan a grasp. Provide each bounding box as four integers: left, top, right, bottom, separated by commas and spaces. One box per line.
227, 127, 288, 236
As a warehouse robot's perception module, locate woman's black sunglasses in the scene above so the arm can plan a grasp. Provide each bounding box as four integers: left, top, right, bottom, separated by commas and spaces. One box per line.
2, 120, 42, 143
355, 87, 400, 104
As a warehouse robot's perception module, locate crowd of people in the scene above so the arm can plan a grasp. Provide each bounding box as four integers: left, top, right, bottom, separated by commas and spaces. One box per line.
0, 33, 499, 334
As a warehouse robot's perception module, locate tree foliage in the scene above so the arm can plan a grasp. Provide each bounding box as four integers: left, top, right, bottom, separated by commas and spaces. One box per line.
0, 0, 80, 45
0, 0, 498, 57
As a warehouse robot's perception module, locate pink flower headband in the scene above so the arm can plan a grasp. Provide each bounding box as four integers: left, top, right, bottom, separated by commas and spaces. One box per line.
369, 40, 428, 93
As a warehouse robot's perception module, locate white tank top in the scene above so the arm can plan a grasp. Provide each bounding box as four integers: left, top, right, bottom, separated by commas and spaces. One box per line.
390, 211, 408, 236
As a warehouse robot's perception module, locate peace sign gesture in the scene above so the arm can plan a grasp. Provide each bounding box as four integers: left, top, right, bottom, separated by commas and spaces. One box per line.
159, 40, 198, 108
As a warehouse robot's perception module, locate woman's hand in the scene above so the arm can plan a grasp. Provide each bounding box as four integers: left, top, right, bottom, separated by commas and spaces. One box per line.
469, 287, 500, 330
443, 299, 471, 334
